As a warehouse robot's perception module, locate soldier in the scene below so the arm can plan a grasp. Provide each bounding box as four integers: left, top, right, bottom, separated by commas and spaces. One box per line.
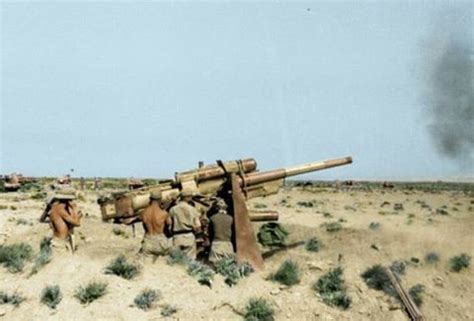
208, 199, 234, 263
80, 177, 85, 191
48, 197, 82, 253
93, 177, 101, 190
169, 190, 201, 259
138, 190, 172, 257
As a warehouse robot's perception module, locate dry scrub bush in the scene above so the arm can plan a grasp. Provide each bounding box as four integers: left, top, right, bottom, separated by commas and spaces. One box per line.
0, 291, 25, 307
40, 285, 62, 309
30, 237, 52, 276
0, 243, 33, 273
215, 256, 253, 286
104, 255, 140, 280
244, 298, 274, 321
424, 252, 440, 264
75, 281, 107, 304
408, 284, 424, 307
270, 260, 300, 286
161, 304, 178, 317
449, 254, 471, 272
134, 289, 161, 311
313, 267, 351, 310
305, 237, 321, 252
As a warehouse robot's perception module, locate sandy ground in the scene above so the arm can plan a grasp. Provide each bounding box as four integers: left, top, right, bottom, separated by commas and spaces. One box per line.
1, 184, 473, 320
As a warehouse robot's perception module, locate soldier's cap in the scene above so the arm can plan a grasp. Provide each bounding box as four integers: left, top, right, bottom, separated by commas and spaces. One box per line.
216, 199, 227, 209
150, 190, 163, 200
45, 193, 76, 205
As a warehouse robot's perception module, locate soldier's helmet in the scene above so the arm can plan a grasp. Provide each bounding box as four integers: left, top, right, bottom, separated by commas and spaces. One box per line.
150, 190, 162, 201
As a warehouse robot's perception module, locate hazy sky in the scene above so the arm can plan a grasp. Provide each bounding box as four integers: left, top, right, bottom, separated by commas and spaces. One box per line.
1, 1, 472, 180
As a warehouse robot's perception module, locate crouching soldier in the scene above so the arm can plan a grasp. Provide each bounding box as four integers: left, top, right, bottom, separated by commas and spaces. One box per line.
139, 190, 172, 257
47, 195, 82, 254
169, 190, 201, 259
209, 199, 234, 264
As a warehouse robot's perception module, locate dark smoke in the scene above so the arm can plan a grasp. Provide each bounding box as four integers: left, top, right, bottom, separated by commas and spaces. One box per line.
420, 6, 473, 168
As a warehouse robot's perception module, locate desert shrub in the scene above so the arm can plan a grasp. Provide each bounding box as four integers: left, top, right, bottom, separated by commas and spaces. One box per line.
0, 243, 33, 273
408, 284, 424, 307
449, 254, 471, 272
112, 227, 128, 238
134, 289, 160, 311
30, 237, 53, 275
0, 291, 25, 307
0, 205, 8, 210
325, 222, 342, 232
390, 260, 406, 276
393, 203, 404, 211
313, 267, 351, 310
424, 252, 440, 264
369, 222, 380, 230
214, 257, 254, 286
270, 260, 300, 286
305, 237, 321, 252
186, 260, 214, 287
40, 285, 62, 309
104, 255, 140, 280
380, 201, 390, 207
10, 206, 17, 211
74, 281, 107, 304
161, 304, 178, 317
30, 191, 46, 200
16, 218, 29, 225
244, 298, 274, 321
343, 205, 356, 211
167, 248, 190, 265
297, 201, 314, 208
361, 265, 396, 297
167, 249, 214, 287
254, 203, 268, 209
257, 223, 288, 247
20, 183, 42, 193
436, 208, 449, 215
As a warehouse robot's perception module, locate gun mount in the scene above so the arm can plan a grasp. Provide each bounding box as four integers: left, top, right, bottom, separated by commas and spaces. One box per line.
98, 156, 352, 268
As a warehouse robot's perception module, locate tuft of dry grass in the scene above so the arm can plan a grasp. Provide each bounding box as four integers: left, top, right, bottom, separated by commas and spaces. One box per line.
74, 281, 107, 304
104, 255, 140, 280
270, 260, 300, 286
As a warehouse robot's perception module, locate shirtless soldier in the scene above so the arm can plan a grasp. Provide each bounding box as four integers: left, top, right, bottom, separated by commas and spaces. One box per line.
139, 190, 172, 256
49, 198, 82, 253
169, 190, 201, 259
209, 199, 234, 263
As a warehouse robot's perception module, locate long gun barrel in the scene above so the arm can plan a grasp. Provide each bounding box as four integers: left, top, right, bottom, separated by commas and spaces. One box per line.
241, 156, 353, 186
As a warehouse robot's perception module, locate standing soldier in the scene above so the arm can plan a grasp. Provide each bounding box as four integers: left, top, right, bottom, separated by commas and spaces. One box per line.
209, 199, 234, 263
80, 177, 85, 191
138, 190, 172, 257
169, 190, 201, 259
48, 196, 82, 253
94, 177, 101, 190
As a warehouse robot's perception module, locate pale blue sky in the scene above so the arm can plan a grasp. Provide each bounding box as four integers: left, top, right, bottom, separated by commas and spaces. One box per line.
1, 2, 472, 179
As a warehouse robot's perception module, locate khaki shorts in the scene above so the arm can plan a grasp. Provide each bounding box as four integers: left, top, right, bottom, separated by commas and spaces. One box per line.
140, 234, 171, 257
172, 233, 196, 259
51, 237, 72, 254
209, 241, 234, 263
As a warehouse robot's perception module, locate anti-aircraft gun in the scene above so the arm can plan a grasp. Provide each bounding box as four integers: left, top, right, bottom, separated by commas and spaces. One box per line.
98, 156, 352, 269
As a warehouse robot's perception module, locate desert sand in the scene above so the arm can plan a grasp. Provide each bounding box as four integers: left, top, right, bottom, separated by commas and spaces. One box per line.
1, 182, 473, 320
